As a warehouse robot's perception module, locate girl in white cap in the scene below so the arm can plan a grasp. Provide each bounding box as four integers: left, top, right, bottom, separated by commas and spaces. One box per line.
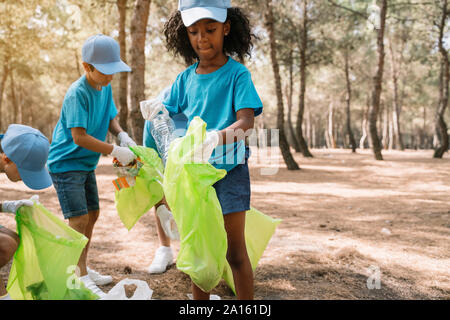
162, 0, 263, 300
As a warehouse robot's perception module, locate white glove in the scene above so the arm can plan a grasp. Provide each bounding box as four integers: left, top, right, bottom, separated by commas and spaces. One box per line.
111, 145, 137, 165
140, 99, 168, 121
2, 195, 39, 214
117, 132, 137, 148
156, 205, 179, 241
192, 130, 220, 163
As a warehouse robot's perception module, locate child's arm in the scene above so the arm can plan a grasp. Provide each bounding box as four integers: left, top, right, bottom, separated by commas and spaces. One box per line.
71, 127, 114, 154
71, 127, 136, 164
197, 109, 254, 161
218, 108, 255, 145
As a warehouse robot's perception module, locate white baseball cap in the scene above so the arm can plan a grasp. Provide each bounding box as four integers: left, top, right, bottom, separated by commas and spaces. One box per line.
178, 0, 232, 27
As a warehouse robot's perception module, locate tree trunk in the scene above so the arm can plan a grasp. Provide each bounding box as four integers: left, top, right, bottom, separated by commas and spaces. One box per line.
117, 0, 129, 133
344, 49, 357, 152
286, 48, 301, 152
327, 101, 336, 148
388, 36, 405, 150
296, 0, 313, 158
433, 0, 449, 158
382, 101, 389, 148
265, 0, 299, 170
368, 0, 387, 160
129, 0, 151, 145
10, 68, 18, 123
388, 104, 394, 149
360, 96, 370, 149
74, 49, 82, 77
0, 61, 9, 131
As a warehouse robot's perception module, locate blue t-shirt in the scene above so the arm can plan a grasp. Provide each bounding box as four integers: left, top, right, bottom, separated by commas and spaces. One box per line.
163, 57, 263, 171
47, 75, 118, 173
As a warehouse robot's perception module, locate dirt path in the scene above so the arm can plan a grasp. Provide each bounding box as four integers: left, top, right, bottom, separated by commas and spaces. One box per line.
1, 148, 449, 299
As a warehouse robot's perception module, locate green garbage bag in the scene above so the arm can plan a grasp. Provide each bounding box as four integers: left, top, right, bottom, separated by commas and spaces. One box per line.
164, 116, 281, 294
222, 207, 281, 295
7, 203, 98, 300
114, 146, 164, 230
164, 116, 228, 293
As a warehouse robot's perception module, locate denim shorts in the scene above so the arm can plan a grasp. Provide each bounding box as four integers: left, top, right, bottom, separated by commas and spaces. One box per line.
213, 148, 251, 215
50, 171, 100, 219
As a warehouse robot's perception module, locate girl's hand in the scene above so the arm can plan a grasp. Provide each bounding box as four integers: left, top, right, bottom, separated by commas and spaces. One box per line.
192, 130, 220, 162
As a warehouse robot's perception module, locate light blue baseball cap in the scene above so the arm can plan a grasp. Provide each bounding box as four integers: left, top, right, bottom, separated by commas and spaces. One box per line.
82, 34, 131, 75
178, 0, 231, 27
0, 124, 52, 190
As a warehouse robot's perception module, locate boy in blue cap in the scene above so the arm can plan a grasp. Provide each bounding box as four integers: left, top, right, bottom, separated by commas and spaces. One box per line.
47, 34, 136, 298
0, 124, 53, 300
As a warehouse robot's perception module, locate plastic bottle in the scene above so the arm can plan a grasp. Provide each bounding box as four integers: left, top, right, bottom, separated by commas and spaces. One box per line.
151, 109, 175, 165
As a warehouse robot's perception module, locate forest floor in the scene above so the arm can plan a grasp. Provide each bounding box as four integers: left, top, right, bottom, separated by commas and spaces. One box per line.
1, 148, 449, 300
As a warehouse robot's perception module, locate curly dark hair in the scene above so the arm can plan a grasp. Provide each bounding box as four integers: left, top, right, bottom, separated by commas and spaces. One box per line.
164, 7, 257, 66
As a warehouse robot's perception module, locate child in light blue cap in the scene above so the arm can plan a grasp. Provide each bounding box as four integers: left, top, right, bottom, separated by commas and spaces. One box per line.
163, 0, 263, 300
47, 34, 135, 298
0, 124, 52, 300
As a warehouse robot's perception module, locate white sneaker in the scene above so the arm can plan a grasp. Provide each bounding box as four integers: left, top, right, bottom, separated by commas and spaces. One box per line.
156, 205, 180, 240
147, 246, 174, 274
87, 267, 113, 286
81, 275, 106, 299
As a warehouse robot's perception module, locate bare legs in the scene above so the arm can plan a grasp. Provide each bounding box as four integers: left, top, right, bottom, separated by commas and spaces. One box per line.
68, 210, 99, 276
0, 228, 19, 296
192, 211, 253, 300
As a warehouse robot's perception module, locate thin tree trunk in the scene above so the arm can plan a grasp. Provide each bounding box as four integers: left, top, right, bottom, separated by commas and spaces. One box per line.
388, 107, 397, 150
305, 105, 312, 147
75, 50, 81, 78
0, 61, 9, 131
286, 48, 301, 152
360, 96, 370, 149
296, 0, 313, 157
433, 0, 449, 158
382, 101, 388, 148
388, 36, 405, 150
344, 49, 357, 152
10, 68, 18, 123
129, 0, 151, 145
368, 0, 387, 160
327, 101, 336, 148
265, 0, 299, 170
117, 0, 129, 132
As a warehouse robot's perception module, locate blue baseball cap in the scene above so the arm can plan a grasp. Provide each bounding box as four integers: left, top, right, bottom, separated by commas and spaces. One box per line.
82, 34, 131, 75
0, 124, 52, 190
178, 0, 231, 27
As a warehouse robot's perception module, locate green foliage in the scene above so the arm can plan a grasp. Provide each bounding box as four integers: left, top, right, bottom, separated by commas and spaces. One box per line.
0, 0, 448, 148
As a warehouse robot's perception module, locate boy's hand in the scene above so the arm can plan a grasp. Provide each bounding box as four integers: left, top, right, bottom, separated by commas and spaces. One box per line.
2, 196, 38, 214
117, 132, 137, 148
111, 145, 137, 165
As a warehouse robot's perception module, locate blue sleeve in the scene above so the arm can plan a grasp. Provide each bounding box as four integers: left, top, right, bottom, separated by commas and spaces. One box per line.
63, 93, 89, 129
163, 73, 183, 117
108, 87, 118, 121
233, 69, 263, 117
